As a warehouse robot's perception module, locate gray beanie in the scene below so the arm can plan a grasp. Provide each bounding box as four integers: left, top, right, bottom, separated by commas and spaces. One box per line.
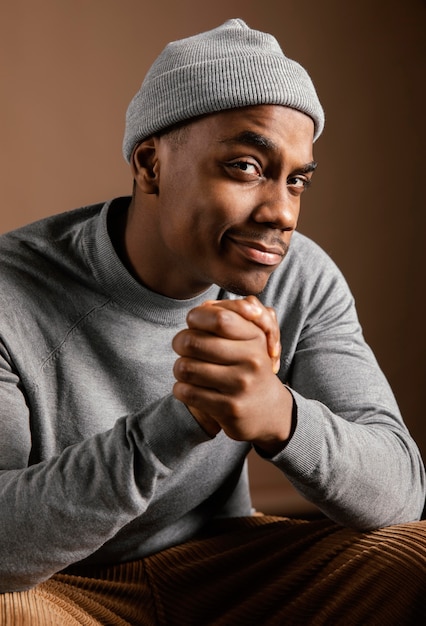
123, 18, 324, 162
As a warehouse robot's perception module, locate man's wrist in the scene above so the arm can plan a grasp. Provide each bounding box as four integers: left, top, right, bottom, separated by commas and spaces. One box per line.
187, 406, 221, 438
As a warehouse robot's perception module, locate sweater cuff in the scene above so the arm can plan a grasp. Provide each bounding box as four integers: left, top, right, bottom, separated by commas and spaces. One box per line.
267, 387, 325, 479
135, 395, 213, 469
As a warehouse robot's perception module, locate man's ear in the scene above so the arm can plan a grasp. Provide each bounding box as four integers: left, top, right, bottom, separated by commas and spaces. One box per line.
130, 138, 160, 194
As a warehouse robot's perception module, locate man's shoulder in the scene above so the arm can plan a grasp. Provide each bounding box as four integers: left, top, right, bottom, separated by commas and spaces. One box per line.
282, 231, 340, 279
0, 202, 109, 278
259, 231, 349, 309
0, 202, 105, 250
0, 201, 114, 341
0, 202, 107, 305
289, 230, 330, 258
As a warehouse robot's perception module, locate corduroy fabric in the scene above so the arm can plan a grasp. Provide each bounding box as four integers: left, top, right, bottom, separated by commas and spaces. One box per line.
122, 18, 325, 162
2, 516, 425, 625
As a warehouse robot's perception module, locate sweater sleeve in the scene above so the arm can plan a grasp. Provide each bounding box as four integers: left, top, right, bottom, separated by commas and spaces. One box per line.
267, 243, 425, 529
0, 343, 210, 592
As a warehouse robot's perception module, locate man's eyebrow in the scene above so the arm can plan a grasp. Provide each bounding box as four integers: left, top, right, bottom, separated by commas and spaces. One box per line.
219, 131, 318, 173
219, 131, 278, 152
298, 161, 318, 174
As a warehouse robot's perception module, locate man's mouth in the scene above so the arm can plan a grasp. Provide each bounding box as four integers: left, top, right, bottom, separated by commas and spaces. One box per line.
226, 234, 288, 267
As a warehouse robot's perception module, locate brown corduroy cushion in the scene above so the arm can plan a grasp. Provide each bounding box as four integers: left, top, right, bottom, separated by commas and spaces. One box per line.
2, 516, 425, 625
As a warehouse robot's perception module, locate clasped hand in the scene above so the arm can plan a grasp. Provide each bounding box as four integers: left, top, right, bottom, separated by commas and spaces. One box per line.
172, 296, 293, 455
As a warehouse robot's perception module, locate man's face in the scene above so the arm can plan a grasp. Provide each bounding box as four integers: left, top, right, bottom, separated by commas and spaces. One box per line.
133, 104, 315, 299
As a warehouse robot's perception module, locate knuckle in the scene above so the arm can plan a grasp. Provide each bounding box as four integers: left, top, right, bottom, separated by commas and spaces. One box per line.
176, 381, 198, 405
267, 306, 277, 322
174, 357, 195, 382
213, 308, 234, 333
222, 397, 246, 427
250, 352, 264, 371
184, 387, 198, 405
230, 368, 255, 394
181, 331, 204, 355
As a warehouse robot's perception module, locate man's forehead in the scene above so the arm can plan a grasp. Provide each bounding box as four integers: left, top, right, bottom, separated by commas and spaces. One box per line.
195, 105, 315, 156
219, 130, 278, 152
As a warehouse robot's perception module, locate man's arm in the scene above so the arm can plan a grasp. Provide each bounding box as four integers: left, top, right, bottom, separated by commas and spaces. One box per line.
0, 340, 210, 592
172, 296, 425, 528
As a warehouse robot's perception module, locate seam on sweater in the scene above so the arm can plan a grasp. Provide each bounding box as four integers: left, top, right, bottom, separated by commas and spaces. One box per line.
41, 299, 113, 369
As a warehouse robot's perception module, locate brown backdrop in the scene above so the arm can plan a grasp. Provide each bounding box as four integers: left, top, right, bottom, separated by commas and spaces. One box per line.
1, 0, 425, 515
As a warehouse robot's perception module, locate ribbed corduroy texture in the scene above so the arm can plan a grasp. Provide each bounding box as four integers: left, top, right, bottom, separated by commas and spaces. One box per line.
2, 516, 425, 625
123, 18, 325, 162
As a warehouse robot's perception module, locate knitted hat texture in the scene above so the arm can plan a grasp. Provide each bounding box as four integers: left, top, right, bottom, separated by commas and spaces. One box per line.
123, 18, 324, 162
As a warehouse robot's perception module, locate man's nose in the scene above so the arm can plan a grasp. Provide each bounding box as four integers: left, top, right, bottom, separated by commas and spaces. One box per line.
251, 185, 300, 232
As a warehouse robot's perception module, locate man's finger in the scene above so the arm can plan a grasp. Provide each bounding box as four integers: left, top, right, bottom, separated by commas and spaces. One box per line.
197, 297, 281, 373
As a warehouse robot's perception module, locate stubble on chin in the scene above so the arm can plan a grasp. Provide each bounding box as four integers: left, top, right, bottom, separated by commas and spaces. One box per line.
218, 272, 273, 298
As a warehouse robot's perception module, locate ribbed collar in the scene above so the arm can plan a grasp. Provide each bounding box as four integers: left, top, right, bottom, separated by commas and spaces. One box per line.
82, 198, 223, 326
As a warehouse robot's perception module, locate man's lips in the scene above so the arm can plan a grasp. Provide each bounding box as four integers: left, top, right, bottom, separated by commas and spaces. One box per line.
226, 235, 287, 266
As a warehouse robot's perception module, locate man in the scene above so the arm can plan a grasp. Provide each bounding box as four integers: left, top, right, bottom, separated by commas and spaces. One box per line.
0, 18, 424, 625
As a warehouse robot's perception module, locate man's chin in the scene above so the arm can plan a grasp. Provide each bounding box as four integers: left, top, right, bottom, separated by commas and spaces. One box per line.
218, 274, 271, 297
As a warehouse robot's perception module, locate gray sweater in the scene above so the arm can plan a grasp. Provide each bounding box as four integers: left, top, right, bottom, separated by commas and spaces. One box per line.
0, 198, 424, 592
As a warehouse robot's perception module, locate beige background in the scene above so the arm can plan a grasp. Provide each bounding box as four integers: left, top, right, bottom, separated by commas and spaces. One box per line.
1, 0, 425, 515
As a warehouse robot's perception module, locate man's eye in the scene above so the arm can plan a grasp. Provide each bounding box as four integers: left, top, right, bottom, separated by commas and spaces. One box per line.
228, 161, 261, 177
287, 176, 310, 190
